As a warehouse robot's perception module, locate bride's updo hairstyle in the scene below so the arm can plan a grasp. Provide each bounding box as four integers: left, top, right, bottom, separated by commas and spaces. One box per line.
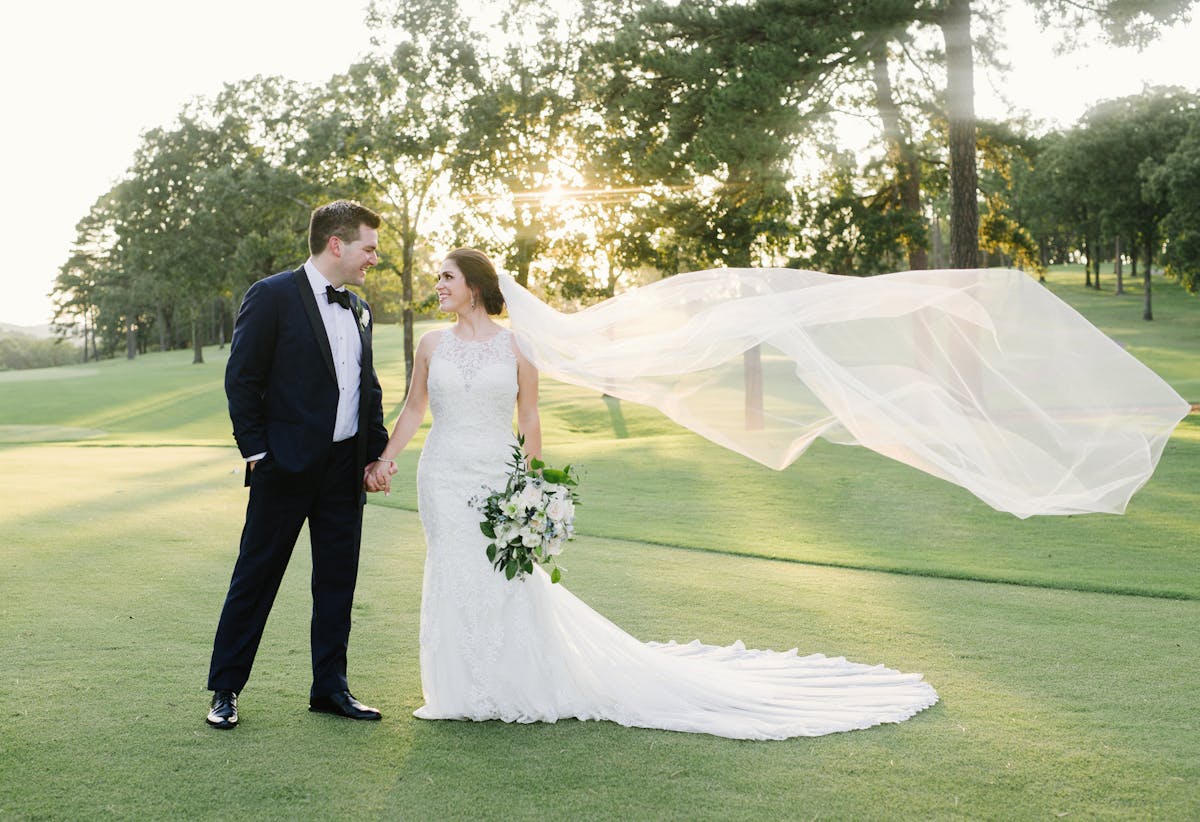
446, 248, 505, 315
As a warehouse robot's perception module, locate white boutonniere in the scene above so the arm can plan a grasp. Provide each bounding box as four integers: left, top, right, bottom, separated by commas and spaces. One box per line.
359, 307, 371, 331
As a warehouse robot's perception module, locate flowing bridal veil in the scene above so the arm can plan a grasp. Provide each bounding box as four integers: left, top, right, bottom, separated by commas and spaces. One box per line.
499, 267, 1188, 518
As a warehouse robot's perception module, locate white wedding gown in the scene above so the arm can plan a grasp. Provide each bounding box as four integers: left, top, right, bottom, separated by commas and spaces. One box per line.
413, 328, 938, 740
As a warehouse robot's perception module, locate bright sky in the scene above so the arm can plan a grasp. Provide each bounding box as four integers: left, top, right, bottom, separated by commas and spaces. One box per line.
2, 1, 1198, 327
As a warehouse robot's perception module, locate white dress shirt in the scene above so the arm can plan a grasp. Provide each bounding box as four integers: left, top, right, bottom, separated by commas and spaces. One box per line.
304, 259, 364, 443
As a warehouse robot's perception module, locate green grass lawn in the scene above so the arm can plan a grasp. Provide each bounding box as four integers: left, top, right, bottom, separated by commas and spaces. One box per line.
1, 267, 1197, 819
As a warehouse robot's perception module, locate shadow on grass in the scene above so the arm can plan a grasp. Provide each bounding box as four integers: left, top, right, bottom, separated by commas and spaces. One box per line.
603, 395, 629, 439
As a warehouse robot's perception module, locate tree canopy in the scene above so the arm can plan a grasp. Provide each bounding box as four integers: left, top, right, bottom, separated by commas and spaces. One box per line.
48, 0, 1200, 370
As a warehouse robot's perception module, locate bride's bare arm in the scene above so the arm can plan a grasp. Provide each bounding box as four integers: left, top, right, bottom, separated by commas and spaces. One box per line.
514, 341, 542, 461
366, 331, 438, 491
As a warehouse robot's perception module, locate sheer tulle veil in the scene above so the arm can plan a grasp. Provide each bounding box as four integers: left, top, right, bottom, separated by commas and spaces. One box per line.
498, 267, 1189, 518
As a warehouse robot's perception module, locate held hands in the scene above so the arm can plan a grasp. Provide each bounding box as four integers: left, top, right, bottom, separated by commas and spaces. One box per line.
364, 459, 398, 494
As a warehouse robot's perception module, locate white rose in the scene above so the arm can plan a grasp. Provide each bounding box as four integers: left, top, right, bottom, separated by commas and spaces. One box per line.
545, 536, 564, 556
518, 482, 542, 509
520, 529, 541, 548
548, 497, 575, 523
545, 498, 567, 522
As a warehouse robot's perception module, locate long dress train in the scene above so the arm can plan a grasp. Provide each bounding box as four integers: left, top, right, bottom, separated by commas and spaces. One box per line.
414, 328, 938, 740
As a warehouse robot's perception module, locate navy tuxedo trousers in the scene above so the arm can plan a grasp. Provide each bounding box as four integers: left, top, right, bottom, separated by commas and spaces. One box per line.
207, 437, 363, 697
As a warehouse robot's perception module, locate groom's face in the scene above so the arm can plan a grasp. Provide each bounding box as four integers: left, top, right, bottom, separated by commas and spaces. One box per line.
336, 225, 380, 287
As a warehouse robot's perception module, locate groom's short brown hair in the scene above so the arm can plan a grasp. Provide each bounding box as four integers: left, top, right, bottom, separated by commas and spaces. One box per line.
309, 200, 381, 256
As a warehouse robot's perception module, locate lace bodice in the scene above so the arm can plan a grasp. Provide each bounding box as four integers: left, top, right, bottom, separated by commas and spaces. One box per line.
423, 328, 519, 463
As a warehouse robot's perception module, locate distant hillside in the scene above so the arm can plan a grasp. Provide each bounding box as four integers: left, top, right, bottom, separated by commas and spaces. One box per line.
0, 322, 55, 339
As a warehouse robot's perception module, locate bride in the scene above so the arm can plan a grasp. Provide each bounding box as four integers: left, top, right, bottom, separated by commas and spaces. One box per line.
368, 248, 940, 740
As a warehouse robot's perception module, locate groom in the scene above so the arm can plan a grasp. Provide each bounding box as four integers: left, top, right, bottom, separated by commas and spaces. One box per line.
205, 200, 394, 729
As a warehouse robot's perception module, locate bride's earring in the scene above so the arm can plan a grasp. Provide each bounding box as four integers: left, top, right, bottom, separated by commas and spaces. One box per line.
471, 295, 477, 310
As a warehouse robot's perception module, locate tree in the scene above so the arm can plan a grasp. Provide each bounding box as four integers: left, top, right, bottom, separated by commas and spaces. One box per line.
210, 76, 326, 309
976, 120, 1044, 274
307, 19, 476, 392
99, 78, 318, 364
924, 0, 1197, 271
1031, 125, 1108, 286
1078, 88, 1199, 319
51, 186, 155, 360
444, 1, 587, 287
1013, 133, 1074, 275
1147, 115, 1200, 293
793, 149, 925, 275
867, 38, 929, 270
51, 255, 100, 362
591, 1, 921, 271
1029, 0, 1196, 48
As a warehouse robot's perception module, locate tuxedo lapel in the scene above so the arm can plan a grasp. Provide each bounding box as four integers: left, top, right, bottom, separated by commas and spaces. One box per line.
350, 294, 370, 365
351, 292, 374, 469
292, 268, 337, 382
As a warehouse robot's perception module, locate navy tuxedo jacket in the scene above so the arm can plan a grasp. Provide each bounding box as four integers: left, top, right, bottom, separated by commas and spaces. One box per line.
225, 266, 389, 486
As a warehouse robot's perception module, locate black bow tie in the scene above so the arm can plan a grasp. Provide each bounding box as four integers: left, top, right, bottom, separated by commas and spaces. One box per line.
325, 285, 352, 310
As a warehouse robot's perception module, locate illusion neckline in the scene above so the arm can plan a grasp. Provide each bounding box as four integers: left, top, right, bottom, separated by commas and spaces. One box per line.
447, 327, 508, 345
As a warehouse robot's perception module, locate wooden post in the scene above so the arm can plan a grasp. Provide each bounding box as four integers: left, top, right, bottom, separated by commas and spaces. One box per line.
744, 345, 764, 431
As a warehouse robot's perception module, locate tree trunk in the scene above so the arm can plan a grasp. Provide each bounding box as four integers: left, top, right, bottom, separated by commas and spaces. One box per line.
1143, 235, 1154, 321
942, 0, 979, 269
515, 237, 533, 288
1092, 254, 1101, 291
191, 311, 204, 364
1083, 236, 1094, 288
157, 306, 169, 352
606, 261, 621, 297
513, 212, 539, 289
1114, 235, 1125, 294
126, 318, 137, 360
870, 46, 928, 270
720, 243, 764, 428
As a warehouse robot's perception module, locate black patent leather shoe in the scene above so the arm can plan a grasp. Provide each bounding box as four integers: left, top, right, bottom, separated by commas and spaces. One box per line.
206, 689, 238, 729
308, 690, 381, 721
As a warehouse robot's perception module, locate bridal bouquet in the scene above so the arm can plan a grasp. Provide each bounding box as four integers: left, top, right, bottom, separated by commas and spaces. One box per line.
473, 437, 579, 583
